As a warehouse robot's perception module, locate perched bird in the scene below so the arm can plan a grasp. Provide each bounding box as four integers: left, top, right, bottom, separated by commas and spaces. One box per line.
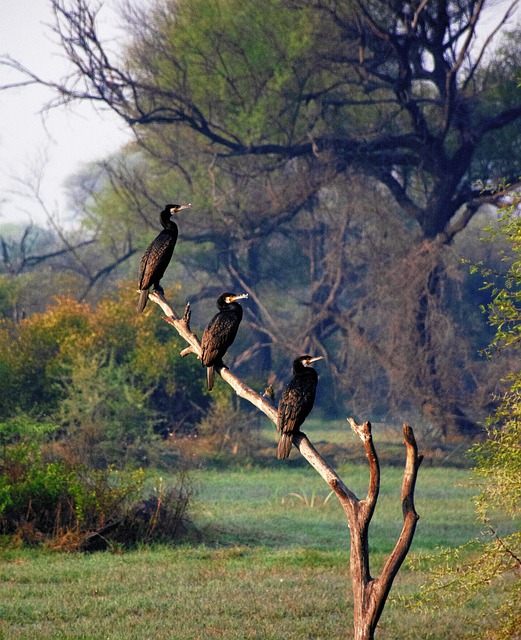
277, 355, 324, 460
201, 292, 249, 391
136, 203, 191, 312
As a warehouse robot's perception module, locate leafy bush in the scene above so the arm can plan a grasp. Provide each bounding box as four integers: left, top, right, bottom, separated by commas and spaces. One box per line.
57, 350, 159, 469
0, 286, 213, 473
0, 433, 86, 539
80, 473, 196, 551
0, 418, 194, 549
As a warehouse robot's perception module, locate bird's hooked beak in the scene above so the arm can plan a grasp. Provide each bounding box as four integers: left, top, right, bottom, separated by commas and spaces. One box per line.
170, 203, 192, 214
305, 356, 324, 365
226, 293, 249, 303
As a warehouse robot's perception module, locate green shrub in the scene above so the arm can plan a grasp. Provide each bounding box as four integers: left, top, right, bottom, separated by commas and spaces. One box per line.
0, 289, 209, 435
0, 418, 194, 549
0, 437, 80, 538
57, 350, 159, 469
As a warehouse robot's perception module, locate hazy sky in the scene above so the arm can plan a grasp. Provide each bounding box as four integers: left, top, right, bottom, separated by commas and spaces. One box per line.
0, 0, 131, 226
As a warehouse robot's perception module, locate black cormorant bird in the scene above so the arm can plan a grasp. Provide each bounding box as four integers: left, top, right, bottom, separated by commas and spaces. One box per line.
201, 292, 249, 391
277, 355, 324, 460
137, 203, 191, 312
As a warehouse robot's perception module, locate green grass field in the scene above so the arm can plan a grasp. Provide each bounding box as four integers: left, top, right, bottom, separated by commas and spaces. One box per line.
0, 428, 497, 639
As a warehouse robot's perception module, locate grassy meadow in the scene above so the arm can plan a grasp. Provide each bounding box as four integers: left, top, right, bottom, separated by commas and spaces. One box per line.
0, 421, 496, 639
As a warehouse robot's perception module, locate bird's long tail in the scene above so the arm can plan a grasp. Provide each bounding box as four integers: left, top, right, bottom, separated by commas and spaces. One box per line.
277, 433, 293, 460
136, 289, 148, 313
206, 365, 215, 391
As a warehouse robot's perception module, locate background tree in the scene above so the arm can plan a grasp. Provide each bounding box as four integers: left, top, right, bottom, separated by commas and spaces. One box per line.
2, 0, 521, 437
407, 202, 521, 639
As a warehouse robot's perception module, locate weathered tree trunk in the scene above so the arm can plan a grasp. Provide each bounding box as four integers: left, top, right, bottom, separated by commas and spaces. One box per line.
149, 291, 423, 640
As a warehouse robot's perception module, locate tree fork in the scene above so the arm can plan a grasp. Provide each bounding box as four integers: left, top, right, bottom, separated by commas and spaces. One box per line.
148, 290, 423, 640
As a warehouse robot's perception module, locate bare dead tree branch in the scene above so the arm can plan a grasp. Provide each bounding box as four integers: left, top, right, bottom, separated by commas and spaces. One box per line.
342, 420, 423, 639
462, 0, 520, 92
79, 245, 137, 300
147, 289, 422, 640
444, 180, 521, 242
